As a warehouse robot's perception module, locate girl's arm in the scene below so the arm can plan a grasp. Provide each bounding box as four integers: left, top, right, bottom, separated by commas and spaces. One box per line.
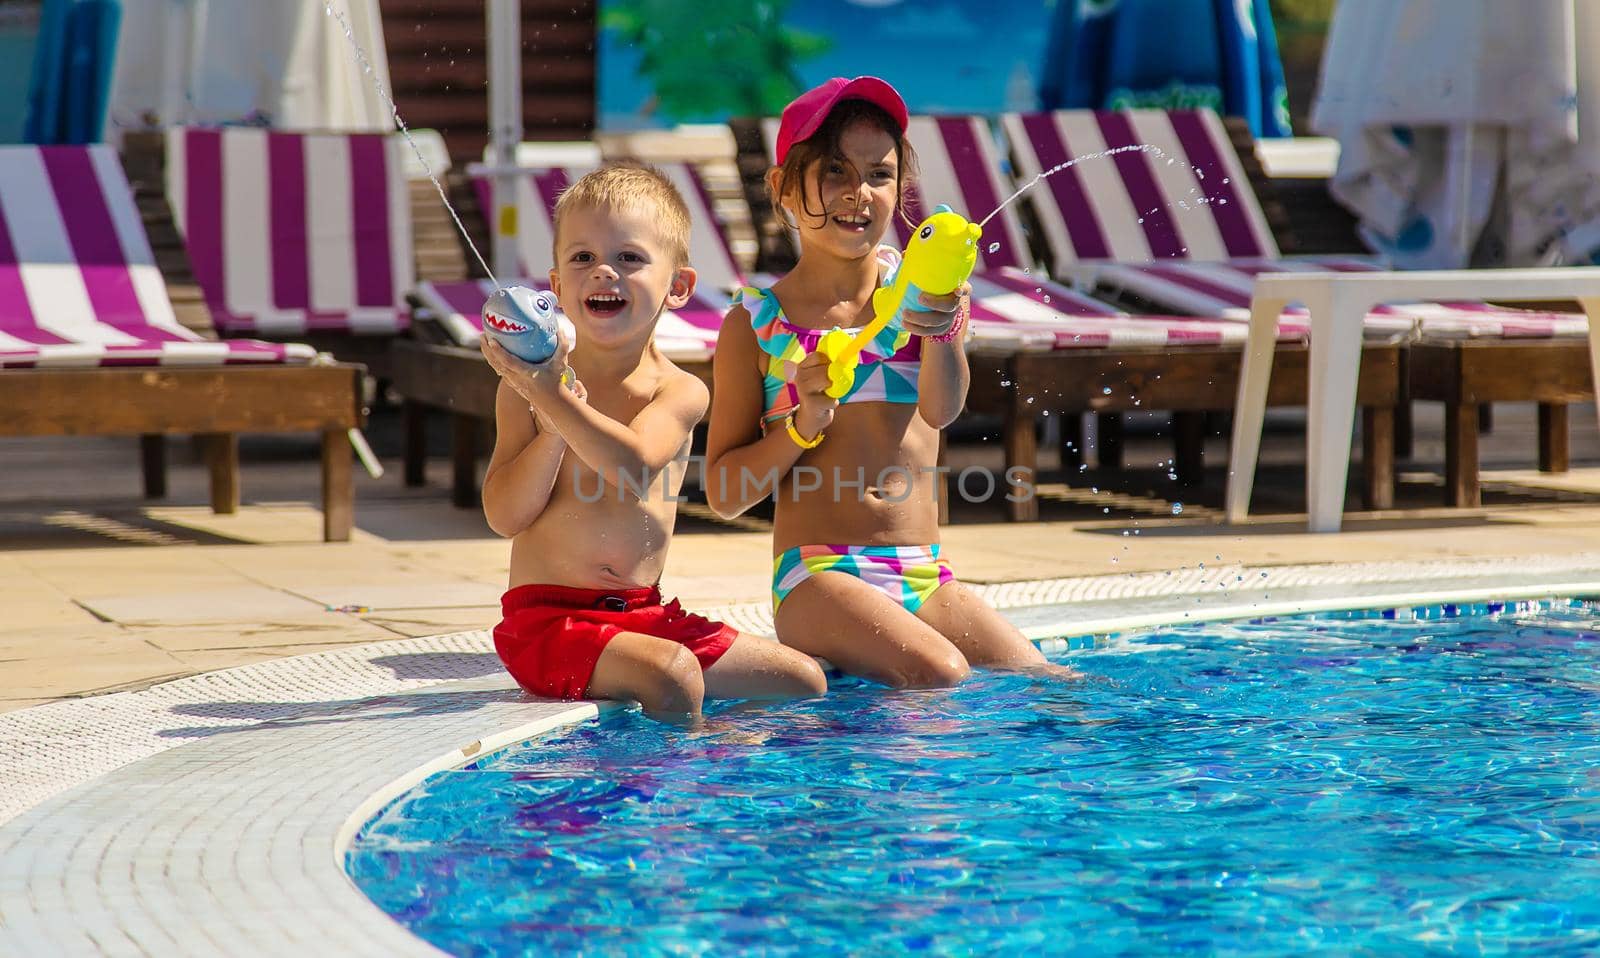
703, 306, 836, 519
481, 380, 571, 537
905, 288, 971, 429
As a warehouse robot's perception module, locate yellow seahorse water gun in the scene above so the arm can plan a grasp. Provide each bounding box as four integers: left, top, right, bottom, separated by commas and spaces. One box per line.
815, 205, 982, 399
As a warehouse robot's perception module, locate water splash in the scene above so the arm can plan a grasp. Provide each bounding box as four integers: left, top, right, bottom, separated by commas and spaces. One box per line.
324, 1, 498, 287
978, 144, 1168, 230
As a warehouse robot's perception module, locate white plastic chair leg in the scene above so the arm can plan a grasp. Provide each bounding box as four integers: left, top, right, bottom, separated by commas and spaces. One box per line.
1305, 287, 1368, 533
1224, 295, 1289, 522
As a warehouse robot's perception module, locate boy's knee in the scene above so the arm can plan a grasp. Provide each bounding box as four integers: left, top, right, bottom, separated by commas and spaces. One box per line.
641, 644, 704, 712
788, 656, 829, 696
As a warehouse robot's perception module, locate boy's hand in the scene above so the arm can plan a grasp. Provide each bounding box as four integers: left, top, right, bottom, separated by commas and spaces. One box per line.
792, 350, 840, 440
901, 282, 971, 339
481, 327, 574, 404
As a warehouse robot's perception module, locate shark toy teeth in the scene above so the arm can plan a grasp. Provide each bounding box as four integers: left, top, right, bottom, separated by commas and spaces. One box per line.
482, 285, 566, 365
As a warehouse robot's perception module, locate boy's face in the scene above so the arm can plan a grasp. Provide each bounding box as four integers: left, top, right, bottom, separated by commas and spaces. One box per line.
549, 203, 696, 349
780, 119, 899, 261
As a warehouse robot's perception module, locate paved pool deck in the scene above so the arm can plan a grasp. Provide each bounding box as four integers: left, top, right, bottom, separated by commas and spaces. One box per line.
5, 401, 1600, 712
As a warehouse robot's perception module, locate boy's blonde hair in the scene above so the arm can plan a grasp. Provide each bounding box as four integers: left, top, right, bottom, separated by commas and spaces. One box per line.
552, 162, 692, 267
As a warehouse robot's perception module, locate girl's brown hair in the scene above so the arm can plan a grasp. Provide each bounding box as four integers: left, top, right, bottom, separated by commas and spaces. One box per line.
769, 99, 919, 231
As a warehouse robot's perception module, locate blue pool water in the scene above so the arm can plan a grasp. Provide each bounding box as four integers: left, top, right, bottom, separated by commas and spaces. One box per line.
347, 600, 1600, 955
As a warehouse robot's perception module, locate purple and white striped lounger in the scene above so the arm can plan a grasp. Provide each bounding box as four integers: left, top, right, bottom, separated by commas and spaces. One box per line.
755, 114, 1306, 352
0, 144, 313, 369
900, 115, 1313, 350
1002, 109, 1584, 340
164, 128, 414, 337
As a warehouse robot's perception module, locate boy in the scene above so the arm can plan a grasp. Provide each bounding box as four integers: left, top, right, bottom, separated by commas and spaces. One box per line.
480, 163, 827, 721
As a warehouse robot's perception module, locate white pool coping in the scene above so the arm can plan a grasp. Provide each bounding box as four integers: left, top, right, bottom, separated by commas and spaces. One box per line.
3, 554, 1600, 955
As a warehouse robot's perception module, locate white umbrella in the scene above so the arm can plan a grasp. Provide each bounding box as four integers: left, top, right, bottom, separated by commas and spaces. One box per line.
1312, 0, 1600, 268
108, 0, 394, 134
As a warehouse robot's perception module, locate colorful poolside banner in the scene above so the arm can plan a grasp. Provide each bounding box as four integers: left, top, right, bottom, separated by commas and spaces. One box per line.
598, 0, 1054, 129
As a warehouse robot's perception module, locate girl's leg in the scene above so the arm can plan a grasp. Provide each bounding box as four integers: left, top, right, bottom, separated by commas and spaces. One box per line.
588, 631, 707, 719
775, 572, 971, 689
701, 632, 828, 700
916, 582, 1081, 678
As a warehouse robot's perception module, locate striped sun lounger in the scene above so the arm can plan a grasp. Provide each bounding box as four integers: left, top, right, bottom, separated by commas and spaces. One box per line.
894, 115, 1320, 350
162, 127, 414, 337
756, 115, 1291, 351
0, 144, 314, 367
1001, 108, 1582, 340
0, 143, 363, 540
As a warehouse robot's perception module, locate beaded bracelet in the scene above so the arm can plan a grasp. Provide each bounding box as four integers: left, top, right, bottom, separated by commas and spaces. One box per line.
931, 295, 970, 343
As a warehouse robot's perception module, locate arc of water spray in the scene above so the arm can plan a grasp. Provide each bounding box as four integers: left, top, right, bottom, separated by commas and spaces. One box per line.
323, 1, 500, 289
978, 144, 1166, 229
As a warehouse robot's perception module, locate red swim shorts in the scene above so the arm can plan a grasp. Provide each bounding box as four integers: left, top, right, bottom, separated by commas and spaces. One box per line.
493, 583, 737, 700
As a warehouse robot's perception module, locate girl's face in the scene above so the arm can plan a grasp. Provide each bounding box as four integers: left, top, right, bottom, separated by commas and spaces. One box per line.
788, 119, 900, 260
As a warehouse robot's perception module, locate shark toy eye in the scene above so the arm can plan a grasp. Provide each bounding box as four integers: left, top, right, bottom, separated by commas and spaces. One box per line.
534, 295, 551, 312
918, 224, 934, 240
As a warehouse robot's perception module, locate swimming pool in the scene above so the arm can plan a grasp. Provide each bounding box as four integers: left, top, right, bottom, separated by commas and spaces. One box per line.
346, 599, 1600, 955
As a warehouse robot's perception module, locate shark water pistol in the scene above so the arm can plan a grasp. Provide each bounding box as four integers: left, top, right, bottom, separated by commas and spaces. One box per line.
480, 285, 573, 365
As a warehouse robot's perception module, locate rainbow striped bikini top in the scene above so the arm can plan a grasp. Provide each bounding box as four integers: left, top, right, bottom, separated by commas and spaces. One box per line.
742, 249, 922, 428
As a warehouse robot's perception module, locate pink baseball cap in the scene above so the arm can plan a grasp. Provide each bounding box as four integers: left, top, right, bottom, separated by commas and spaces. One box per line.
774, 76, 909, 164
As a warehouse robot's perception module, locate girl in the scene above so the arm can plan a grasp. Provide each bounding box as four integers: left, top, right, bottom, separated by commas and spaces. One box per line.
705, 76, 1065, 688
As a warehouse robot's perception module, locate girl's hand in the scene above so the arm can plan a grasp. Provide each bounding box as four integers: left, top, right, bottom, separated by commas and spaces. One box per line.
901, 282, 971, 339
792, 350, 839, 439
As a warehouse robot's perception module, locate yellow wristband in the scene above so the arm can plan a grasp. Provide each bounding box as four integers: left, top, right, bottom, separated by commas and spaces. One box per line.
784, 411, 824, 449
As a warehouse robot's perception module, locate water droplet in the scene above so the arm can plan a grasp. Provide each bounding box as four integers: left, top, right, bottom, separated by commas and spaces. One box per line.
1111, 557, 1119, 563
1102, 507, 1111, 514
1091, 486, 1099, 493
1222, 177, 1230, 184
1217, 198, 1228, 205
1260, 572, 1268, 578
1078, 464, 1088, 473
1171, 503, 1184, 515
1122, 530, 1130, 536
1042, 294, 1051, 304
1101, 386, 1111, 395
987, 242, 1000, 254
1136, 217, 1144, 225
1026, 396, 1035, 405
